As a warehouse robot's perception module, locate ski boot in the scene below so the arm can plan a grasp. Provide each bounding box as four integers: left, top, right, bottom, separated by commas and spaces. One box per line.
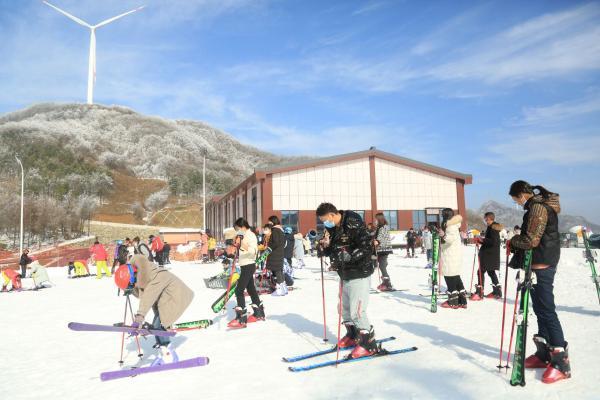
227, 307, 248, 329
349, 327, 379, 359
441, 291, 459, 309
458, 290, 468, 309
271, 283, 288, 296
486, 284, 502, 299
338, 323, 358, 348
247, 302, 265, 323
150, 343, 179, 367
424, 263, 432, 269
525, 335, 551, 368
376, 277, 394, 292
542, 343, 571, 384
470, 285, 484, 301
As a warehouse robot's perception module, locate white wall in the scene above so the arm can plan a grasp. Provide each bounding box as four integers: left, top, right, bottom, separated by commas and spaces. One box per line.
272, 158, 372, 211
375, 159, 457, 210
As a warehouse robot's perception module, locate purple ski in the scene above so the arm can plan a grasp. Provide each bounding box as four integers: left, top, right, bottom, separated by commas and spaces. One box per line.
100, 357, 209, 381
68, 322, 176, 337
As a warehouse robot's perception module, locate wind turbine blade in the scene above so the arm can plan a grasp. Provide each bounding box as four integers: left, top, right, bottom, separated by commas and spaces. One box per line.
43, 1, 92, 28
94, 5, 145, 28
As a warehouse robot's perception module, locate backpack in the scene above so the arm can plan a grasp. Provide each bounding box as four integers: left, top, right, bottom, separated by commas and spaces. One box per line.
153, 236, 164, 252
117, 245, 129, 264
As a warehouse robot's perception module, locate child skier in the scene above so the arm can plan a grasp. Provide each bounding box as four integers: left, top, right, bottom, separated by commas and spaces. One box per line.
439, 208, 468, 309
471, 212, 503, 300
374, 212, 394, 291
89, 240, 111, 279
1, 267, 22, 291
115, 254, 194, 366
227, 218, 265, 328
149, 235, 165, 267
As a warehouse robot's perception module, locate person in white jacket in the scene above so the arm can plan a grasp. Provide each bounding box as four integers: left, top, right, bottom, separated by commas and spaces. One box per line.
439, 208, 467, 309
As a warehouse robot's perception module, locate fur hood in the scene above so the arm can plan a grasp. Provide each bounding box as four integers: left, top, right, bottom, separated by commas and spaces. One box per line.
445, 215, 463, 227
491, 222, 504, 231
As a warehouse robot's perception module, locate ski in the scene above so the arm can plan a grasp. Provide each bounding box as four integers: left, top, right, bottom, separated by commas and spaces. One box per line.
288, 346, 417, 372
68, 322, 176, 337
510, 249, 533, 387
211, 277, 239, 313
430, 231, 440, 313
173, 319, 213, 331
283, 336, 397, 363
100, 356, 209, 381
582, 227, 600, 305
370, 289, 408, 294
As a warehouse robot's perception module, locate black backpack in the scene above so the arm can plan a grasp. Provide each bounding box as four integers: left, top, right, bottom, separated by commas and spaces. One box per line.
117, 245, 129, 264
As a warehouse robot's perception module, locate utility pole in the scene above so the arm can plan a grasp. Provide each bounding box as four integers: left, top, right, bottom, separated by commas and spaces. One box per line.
15, 155, 24, 256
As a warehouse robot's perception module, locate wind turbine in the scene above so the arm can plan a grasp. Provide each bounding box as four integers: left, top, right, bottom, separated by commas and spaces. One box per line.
43, 1, 145, 104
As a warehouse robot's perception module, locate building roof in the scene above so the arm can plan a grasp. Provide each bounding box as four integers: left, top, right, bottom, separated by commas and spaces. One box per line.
257, 147, 472, 184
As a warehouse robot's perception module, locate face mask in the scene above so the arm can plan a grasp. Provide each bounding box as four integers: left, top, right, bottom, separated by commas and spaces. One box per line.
236, 230, 244, 236
323, 220, 335, 229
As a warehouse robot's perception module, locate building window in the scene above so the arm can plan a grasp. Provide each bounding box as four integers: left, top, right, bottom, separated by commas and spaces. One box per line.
251, 187, 257, 227
281, 211, 299, 233
382, 210, 398, 230
353, 210, 365, 221
412, 210, 426, 230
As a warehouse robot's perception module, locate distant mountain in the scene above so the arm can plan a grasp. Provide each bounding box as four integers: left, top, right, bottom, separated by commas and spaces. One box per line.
468, 200, 600, 233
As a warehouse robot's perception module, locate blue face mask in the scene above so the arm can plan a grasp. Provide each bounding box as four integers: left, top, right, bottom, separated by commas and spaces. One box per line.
323, 220, 335, 229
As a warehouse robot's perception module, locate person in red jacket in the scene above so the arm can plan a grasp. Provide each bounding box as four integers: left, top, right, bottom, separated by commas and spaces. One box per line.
1, 267, 22, 291
89, 239, 111, 279
149, 235, 165, 267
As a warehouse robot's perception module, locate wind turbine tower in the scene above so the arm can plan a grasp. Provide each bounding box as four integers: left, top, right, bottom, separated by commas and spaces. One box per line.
43, 1, 145, 104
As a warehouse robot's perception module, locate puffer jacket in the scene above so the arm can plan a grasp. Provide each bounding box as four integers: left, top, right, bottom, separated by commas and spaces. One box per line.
375, 224, 393, 255
440, 215, 464, 277
131, 255, 194, 328
479, 222, 504, 271
511, 193, 561, 266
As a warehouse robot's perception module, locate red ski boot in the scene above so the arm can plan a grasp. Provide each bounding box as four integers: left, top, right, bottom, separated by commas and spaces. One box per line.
470, 285, 483, 301
542, 343, 571, 384
227, 307, 247, 329
485, 284, 502, 299
349, 327, 378, 359
376, 277, 394, 292
338, 323, 358, 348
525, 335, 550, 368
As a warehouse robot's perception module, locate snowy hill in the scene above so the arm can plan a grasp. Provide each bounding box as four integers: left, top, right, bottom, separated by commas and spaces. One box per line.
1, 247, 597, 399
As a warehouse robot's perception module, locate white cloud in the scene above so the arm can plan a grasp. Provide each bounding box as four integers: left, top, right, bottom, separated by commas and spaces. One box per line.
519, 93, 600, 126
352, 1, 389, 16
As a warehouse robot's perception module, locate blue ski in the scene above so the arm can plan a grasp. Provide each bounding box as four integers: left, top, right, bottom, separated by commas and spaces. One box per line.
282, 336, 396, 363
288, 346, 418, 372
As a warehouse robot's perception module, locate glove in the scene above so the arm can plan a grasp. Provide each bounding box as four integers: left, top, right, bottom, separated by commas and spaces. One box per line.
339, 248, 352, 264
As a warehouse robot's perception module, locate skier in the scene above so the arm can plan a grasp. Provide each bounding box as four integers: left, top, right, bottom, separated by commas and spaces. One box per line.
438, 208, 468, 309
284, 227, 294, 269
471, 212, 503, 300
317, 202, 378, 359
293, 232, 305, 269
374, 212, 394, 291
508, 180, 570, 383
89, 240, 111, 279
30, 260, 51, 289
126, 238, 136, 259
265, 216, 287, 296
111, 240, 128, 274
163, 242, 171, 265
208, 234, 217, 262
405, 228, 417, 258
116, 254, 194, 366
19, 248, 32, 278
227, 218, 265, 329
1, 267, 22, 292
149, 235, 164, 267
422, 225, 433, 268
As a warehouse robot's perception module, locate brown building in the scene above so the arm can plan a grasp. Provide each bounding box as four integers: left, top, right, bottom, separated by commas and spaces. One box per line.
206, 148, 472, 238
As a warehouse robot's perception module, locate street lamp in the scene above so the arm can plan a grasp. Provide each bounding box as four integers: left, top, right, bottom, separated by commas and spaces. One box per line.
15, 155, 24, 256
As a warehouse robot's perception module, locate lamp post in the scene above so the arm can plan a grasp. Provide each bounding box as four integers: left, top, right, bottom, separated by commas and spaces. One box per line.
15, 155, 24, 256
202, 154, 206, 232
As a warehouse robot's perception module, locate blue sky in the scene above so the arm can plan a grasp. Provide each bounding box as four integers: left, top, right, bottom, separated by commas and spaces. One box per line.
1, 0, 599, 222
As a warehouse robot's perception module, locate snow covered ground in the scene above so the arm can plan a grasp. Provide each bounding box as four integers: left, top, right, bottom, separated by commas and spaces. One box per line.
2, 246, 598, 400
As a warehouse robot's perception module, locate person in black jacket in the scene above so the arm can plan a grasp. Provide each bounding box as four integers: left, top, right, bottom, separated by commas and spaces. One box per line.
509, 180, 570, 384
405, 228, 417, 258
317, 203, 378, 359
283, 226, 294, 268
471, 212, 503, 300
163, 242, 171, 265
265, 216, 287, 296
19, 249, 32, 278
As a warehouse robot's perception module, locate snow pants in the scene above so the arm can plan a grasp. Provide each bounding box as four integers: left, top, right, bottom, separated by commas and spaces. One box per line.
95, 260, 111, 278
531, 265, 566, 348
341, 276, 371, 331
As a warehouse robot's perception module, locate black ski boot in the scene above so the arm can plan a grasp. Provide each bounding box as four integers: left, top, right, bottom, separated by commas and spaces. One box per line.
458, 290, 468, 309
525, 334, 550, 368
339, 323, 359, 347
542, 342, 571, 384
349, 326, 378, 359
441, 291, 459, 309
227, 307, 247, 329
248, 302, 265, 322
486, 284, 502, 299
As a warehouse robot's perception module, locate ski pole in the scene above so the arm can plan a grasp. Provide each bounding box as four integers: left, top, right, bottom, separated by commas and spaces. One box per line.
505, 272, 521, 371
497, 243, 511, 370
320, 254, 328, 342
335, 278, 344, 366
469, 245, 478, 293
476, 245, 484, 297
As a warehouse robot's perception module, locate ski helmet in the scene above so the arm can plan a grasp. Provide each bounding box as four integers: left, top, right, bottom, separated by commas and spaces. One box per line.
116, 239, 123, 245
114, 264, 137, 290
